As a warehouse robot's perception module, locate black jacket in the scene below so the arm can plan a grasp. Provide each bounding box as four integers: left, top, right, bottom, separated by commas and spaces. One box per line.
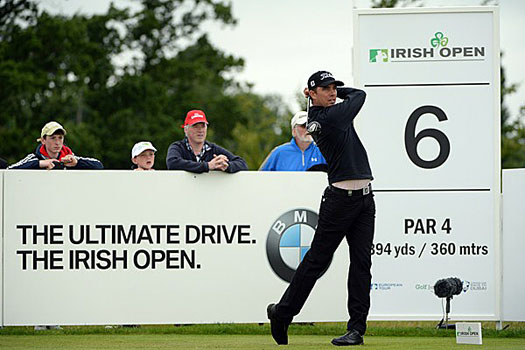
308, 87, 373, 184
166, 139, 248, 173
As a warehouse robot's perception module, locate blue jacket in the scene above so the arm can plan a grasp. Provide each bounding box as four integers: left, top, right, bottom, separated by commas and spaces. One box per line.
259, 138, 326, 171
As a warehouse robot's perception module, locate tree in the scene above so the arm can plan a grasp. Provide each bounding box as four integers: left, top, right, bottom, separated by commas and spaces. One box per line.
0, 0, 289, 169
501, 109, 525, 168
500, 56, 525, 168
0, 2, 127, 163
228, 93, 291, 169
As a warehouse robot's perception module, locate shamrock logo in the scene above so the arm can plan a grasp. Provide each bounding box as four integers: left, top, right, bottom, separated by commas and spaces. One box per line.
430, 32, 449, 48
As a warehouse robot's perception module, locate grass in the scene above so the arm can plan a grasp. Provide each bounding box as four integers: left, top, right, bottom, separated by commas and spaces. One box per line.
1, 322, 524, 350
1, 335, 525, 350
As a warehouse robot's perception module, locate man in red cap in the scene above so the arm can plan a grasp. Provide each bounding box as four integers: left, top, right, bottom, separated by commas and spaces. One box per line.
166, 110, 247, 173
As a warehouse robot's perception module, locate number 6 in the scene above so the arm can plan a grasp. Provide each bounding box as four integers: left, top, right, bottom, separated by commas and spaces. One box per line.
404, 105, 450, 169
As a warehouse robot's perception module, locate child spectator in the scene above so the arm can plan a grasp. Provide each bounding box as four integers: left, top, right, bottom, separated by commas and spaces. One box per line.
131, 141, 157, 171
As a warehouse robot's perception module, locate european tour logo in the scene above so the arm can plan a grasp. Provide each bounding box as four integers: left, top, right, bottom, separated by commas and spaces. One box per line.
369, 31, 486, 63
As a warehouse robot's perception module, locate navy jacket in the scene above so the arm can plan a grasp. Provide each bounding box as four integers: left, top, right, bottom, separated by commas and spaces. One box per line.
166, 139, 248, 173
8, 145, 104, 170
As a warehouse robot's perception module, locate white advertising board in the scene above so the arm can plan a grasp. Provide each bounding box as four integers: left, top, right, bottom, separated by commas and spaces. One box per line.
3, 170, 348, 325
2, 168, 502, 325
354, 8, 500, 320
502, 169, 525, 321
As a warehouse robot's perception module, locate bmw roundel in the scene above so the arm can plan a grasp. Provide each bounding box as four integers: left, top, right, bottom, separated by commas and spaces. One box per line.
266, 208, 330, 282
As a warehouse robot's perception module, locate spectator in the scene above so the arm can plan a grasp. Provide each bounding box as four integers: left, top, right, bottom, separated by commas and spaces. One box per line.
259, 111, 326, 171
8, 121, 103, 170
166, 110, 247, 173
131, 141, 157, 171
7, 121, 101, 330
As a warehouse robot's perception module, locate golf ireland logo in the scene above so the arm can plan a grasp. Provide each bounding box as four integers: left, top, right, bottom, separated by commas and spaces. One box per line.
266, 209, 328, 282
369, 49, 388, 63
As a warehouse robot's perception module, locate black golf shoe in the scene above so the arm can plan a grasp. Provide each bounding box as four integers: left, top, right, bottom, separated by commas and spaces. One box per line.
331, 329, 364, 346
266, 303, 289, 345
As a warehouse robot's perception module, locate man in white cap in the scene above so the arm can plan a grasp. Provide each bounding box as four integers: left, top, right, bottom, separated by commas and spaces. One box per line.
8, 121, 103, 170
259, 111, 326, 171
131, 141, 157, 171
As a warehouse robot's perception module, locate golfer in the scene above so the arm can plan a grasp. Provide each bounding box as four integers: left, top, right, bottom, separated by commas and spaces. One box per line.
267, 71, 375, 346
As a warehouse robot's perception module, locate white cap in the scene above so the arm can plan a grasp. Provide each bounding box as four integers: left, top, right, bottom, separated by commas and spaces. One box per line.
291, 111, 308, 128
131, 141, 157, 158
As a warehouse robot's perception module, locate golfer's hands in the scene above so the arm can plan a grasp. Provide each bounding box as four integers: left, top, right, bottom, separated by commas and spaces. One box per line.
303, 87, 310, 98
208, 154, 229, 171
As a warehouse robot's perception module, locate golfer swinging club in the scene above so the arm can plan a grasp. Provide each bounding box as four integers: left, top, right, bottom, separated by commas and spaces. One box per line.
267, 71, 375, 346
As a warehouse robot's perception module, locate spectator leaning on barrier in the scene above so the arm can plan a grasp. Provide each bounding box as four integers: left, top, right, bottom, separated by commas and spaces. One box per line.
259, 111, 327, 171
131, 141, 157, 171
8, 121, 103, 170
166, 110, 248, 173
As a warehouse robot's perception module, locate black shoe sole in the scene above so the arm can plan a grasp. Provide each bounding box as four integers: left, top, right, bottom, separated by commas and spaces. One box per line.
331, 340, 364, 346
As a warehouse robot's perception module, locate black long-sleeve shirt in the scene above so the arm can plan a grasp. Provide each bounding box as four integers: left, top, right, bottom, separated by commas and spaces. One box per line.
166, 139, 248, 173
307, 87, 373, 184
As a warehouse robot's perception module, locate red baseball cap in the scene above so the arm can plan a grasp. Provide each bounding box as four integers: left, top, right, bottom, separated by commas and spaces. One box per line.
182, 110, 208, 128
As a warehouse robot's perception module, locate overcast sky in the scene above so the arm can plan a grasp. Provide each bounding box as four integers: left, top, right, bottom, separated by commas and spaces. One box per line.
40, 0, 525, 118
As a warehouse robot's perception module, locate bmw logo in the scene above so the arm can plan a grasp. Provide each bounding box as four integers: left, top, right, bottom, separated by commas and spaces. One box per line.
266, 209, 330, 282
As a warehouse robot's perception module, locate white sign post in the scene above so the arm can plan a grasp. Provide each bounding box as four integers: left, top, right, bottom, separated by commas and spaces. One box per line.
354, 7, 500, 320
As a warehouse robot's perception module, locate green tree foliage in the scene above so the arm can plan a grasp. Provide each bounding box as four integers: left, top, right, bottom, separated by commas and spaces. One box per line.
0, 0, 290, 169
228, 93, 291, 169
0, 0, 128, 164
500, 58, 525, 168
501, 109, 525, 168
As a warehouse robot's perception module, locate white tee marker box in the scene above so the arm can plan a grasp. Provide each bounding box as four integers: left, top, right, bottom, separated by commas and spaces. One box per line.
456, 322, 482, 345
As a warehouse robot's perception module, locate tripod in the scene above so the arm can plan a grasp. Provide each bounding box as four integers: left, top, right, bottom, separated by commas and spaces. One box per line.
436, 296, 456, 329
